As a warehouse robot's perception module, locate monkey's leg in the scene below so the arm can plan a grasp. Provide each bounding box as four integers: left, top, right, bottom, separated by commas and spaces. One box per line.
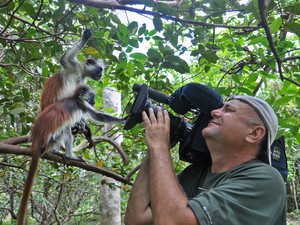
48, 133, 67, 159
64, 128, 85, 162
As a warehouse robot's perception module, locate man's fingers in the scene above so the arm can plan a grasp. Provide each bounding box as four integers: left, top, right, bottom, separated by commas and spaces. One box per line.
163, 109, 170, 127
156, 107, 164, 123
142, 111, 150, 124
148, 108, 157, 124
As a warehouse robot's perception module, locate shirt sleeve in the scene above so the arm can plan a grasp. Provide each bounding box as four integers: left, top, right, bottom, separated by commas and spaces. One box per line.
188, 164, 286, 225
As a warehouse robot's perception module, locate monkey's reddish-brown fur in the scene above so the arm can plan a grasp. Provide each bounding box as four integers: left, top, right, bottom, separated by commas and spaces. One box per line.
32, 100, 72, 154
18, 99, 74, 225
40, 73, 65, 111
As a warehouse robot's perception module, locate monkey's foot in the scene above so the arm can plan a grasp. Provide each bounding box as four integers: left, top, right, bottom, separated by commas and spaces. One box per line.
51, 150, 66, 159
65, 154, 86, 162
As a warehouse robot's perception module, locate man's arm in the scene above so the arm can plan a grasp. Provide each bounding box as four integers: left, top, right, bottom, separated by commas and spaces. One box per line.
143, 107, 199, 225
124, 153, 153, 225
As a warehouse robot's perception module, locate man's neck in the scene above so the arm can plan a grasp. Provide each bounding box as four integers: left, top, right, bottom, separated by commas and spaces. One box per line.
210, 149, 257, 173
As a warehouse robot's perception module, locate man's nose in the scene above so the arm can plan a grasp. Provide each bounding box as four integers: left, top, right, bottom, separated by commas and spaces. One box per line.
211, 108, 221, 117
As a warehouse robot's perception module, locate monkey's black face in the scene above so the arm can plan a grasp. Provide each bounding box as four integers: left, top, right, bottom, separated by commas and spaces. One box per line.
87, 95, 95, 106
86, 59, 103, 81
90, 66, 103, 80
77, 85, 96, 106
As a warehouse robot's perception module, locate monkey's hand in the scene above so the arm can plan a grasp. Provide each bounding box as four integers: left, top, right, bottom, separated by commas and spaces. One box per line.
72, 120, 87, 135
82, 29, 92, 42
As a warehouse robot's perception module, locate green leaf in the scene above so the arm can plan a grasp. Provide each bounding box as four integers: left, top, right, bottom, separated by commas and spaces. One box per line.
153, 16, 163, 32
10, 107, 25, 115
22, 89, 30, 102
285, 2, 300, 15
129, 52, 148, 61
284, 22, 300, 37
270, 18, 282, 34
231, 74, 241, 84
248, 36, 267, 45
21, 3, 36, 20
245, 73, 259, 84
273, 96, 294, 108
84, 47, 99, 55
110, 13, 121, 24
147, 49, 162, 61
127, 61, 135, 77
128, 21, 138, 34
163, 55, 190, 73
138, 24, 146, 36
155, 3, 176, 16
201, 51, 219, 63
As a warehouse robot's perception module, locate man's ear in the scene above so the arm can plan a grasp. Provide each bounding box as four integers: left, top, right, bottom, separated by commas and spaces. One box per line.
245, 126, 266, 144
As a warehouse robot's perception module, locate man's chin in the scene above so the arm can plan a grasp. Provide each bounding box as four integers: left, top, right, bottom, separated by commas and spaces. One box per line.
202, 126, 217, 139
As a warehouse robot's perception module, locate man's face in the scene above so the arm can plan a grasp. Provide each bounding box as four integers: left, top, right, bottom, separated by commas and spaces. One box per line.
202, 99, 256, 144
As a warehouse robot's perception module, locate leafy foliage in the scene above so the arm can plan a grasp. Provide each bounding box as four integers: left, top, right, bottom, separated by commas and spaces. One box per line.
0, 0, 299, 223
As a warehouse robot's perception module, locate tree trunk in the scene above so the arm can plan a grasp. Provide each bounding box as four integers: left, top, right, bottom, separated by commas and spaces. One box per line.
99, 87, 122, 225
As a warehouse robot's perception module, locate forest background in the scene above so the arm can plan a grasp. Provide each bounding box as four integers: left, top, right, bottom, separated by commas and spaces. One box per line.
0, 0, 299, 224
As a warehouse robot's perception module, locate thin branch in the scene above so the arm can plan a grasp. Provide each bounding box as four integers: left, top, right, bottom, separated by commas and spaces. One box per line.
155, 0, 182, 7
0, 62, 39, 77
69, 0, 260, 29
258, 0, 300, 87
0, 0, 12, 8
73, 136, 129, 165
6, 13, 55, 37
282, 56, 300, 62
0, 0, 25, 36
125, 163, 142, 180
258, 0, 283, 77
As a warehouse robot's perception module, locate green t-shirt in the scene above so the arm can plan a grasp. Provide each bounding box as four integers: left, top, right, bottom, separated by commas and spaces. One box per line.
178, 160, 287, 225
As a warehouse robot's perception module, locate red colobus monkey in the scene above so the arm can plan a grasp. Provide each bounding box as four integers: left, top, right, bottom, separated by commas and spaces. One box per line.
40, 29, 102, 111
17, 85, 126, 225
40, 29, 108, 143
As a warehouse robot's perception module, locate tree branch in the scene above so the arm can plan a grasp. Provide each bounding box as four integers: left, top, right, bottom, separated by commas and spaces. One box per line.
69, 0, 259, 29
258, 0, 300, 87
0, 0, 13, 8
6, 13, 55, 37
73, 136, 129, 165
0, 137, 132, 184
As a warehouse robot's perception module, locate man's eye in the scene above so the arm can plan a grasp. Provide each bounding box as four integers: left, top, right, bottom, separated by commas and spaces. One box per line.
225, 107, 234, 112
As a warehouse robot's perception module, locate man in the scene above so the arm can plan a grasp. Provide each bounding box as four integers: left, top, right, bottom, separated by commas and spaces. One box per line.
125, 95, 287, 225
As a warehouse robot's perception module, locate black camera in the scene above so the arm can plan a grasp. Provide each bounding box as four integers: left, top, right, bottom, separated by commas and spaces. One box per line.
124, 83, 223, 163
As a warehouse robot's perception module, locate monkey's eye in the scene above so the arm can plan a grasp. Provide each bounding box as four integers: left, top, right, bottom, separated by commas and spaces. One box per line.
86, 59, 96, 65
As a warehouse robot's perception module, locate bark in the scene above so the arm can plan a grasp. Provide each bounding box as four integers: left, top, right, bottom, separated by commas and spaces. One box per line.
99, 87, 123, 225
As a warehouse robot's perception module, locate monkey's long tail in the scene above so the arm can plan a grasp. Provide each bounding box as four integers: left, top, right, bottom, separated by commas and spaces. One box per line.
17, 149, 41, 225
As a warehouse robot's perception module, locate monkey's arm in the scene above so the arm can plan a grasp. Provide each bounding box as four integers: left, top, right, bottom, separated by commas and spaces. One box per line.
60, 29, 92, 69
85, 104, 126, 124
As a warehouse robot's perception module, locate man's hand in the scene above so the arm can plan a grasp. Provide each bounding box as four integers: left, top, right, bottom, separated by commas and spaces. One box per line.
142, 107, 170, 152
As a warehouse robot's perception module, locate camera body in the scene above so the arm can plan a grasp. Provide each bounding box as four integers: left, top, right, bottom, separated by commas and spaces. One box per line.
124, 83, 223, 163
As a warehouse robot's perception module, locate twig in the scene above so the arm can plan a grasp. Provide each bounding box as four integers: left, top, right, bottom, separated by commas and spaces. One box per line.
258, 0, 300, 87
73, 136, 129, 165
69, 0, 260, 29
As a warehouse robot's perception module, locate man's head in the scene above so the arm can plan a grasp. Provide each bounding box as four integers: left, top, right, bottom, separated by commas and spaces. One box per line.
202, 95, 278, 165
228, 95, 278, 165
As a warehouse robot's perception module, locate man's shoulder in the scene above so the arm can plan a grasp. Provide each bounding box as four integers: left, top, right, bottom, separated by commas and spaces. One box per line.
232, 160, 283, 179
